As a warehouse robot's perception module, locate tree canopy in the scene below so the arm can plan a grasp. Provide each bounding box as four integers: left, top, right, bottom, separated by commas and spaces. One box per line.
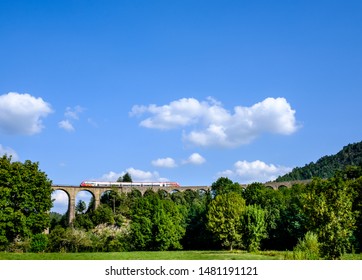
0, 155, 53, 249
276, 141, 362, 181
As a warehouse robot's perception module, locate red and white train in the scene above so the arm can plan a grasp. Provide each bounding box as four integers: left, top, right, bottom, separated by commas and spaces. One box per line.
80, 180, 180, 188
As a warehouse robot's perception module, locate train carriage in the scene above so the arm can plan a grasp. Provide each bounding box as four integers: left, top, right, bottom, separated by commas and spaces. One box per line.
80, 180, 180, 187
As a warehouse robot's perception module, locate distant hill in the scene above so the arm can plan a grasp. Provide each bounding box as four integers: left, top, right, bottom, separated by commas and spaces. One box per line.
276, 141, 362, 182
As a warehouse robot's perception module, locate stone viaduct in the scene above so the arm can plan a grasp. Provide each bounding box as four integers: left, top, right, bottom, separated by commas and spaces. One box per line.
52, 180, 311, 224
52, 185, 210, 224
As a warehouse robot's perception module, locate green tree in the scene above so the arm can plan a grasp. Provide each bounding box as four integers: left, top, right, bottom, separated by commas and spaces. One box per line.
0, 155, 53, 249
91, 204, 115, 226
207, 192, 246, 250
130, 192, 185, 251
118, 172, 132, 182
302, 176, 356, 259
211, 177, 242, 197
48, 225, 67, 252
76, 200, 87, 214
243, 182, 285, 250
349, 176, 362, 251
100, 188, 122, 214
182, 190, 215, 250
242, 205, 268, 252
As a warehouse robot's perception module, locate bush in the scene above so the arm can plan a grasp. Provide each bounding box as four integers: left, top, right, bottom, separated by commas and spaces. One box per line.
30, 233, 49, 252
292, 232, 320, 260
7, 236, 31, 253
91, 224, 130, 252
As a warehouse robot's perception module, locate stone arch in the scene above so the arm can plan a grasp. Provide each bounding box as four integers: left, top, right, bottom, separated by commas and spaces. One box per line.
157, 189, 169, 198
143, 188, 156, 197
51, 189, 70, 215
170, 189, 181, 195
127, 188, 142, 198
75, 189, 95, 214
197, 189, 208, 194
278, 185, 288, 190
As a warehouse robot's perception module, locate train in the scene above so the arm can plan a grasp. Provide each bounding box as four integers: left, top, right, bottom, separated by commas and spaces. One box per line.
80, 180, 180, 188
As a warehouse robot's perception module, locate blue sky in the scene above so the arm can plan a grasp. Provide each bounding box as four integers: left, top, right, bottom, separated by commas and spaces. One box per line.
1, 0, 362, 213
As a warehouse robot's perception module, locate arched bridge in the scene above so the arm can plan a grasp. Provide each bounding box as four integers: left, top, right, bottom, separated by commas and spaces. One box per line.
52, 185, 210, 224
52, 180, 311, 224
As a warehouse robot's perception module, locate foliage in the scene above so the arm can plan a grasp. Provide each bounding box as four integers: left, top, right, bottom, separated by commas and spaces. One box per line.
91, 204, 115, 226
269, 184, 307, 250
117, 172, 132, 182
75, 200, 87, 214
130, 191, 186, 251
291, 231, 320, 260
73, 213, 94, 230
211, 177, 243, 196
242, 205, 268, 252
242, 183, 285, 250
302, 176, 356, 259
91, 224, 130, 252
207, 192, 246, 250
277, 141, 362, 181
349, 176, 362, 251
6, 236, 31, 253
61, 228, 93, 252
30, 233, 49, 253
0, 155, 53, 248
181, 190, 215, 250
48, 226, 67, 252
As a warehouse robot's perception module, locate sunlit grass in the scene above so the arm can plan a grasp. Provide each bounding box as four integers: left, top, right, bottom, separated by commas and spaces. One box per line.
1, 250, 360, 260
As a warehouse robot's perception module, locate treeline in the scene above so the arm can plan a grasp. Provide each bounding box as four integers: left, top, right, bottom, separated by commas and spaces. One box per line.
276, 141, 362, 181
39, 168, 362, 259
1, 155, 362, 259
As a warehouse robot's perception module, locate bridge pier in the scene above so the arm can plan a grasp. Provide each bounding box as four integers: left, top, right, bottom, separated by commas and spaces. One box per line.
69, 197, 76, 225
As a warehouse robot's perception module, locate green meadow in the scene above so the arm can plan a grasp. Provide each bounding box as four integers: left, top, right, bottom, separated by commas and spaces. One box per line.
1, 251, 361, 260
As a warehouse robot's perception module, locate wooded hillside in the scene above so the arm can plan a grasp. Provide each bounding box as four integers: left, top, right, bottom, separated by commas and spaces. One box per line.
276, 141, 362, 182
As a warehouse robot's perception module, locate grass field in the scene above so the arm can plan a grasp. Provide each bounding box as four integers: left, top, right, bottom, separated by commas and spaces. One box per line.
0, 251, 283, 260
1, 251, 362, 260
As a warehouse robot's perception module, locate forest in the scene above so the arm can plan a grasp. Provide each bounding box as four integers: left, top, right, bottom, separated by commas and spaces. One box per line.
277, 141, 362, 181
1, 154, 362, 259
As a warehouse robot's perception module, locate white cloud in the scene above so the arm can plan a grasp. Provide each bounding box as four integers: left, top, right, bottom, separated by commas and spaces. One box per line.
58, 120, 75, 132
52, 190, 69, 204
65, 105, 85, 120
218, 160, 292, 184
183, 153, 206, 165
0, 92, 52, 135
152, 157, 177, 168
101, 167, 168, 182
0, 144, 19, 161
51, 190, 70, 214
59, 105, 85, 132
131, 97, 299, 147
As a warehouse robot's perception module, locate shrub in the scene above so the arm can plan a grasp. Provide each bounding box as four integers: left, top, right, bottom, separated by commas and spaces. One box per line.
7, 236, 31, 253
30, 233, 49, 252
292, 232, 320, 260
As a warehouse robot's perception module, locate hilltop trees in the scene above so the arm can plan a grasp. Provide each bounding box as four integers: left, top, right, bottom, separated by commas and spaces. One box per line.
276, 141, 362, 181
0, 155, 53, 249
